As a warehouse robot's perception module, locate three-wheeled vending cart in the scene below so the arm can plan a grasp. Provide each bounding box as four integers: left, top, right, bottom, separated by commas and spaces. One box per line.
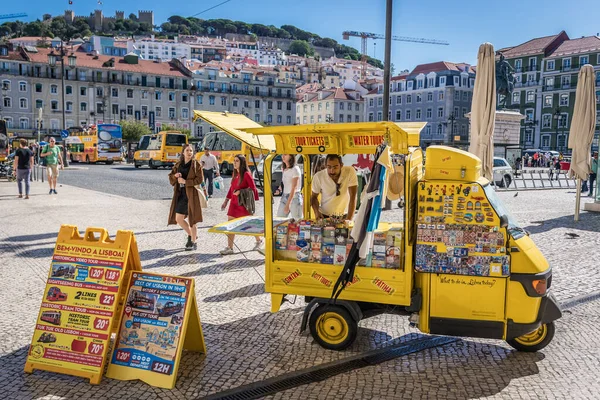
198, 111, 562, 352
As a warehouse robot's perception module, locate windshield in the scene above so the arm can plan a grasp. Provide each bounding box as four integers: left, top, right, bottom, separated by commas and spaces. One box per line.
165, 134, 187, 147
138, 135, 151, 150
203, 131, 242, 151
483, 184, 525, 238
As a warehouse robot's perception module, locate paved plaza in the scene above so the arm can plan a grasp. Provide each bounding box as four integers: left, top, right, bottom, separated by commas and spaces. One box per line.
1, 170, 600, 399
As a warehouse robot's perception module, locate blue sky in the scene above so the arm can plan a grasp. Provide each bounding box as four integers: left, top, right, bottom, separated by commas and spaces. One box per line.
6, 0, 600, 72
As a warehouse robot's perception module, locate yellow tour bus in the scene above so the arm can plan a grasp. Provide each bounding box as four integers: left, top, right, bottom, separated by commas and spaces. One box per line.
196, 130, 270, 175
134, 131, 188, 169
65, 124, 123, 164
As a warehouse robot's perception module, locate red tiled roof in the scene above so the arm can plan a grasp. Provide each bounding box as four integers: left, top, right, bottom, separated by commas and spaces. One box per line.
24, 47, 188, 77
501, 32, 567, 58
548, 36, 600, 57
391, 74, 408, 81
410, 61, 474, 75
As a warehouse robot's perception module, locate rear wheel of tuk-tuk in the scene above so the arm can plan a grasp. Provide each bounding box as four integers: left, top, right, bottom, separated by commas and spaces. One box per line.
507, 322, 555, 352
309, 305, 358, 350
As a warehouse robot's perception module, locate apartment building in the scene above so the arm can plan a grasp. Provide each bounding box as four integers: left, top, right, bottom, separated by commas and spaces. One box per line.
135, 35, 192, 61
0, 44, 193, 136
295, 86, 364, 125
502, 32, 600, 151
363, 61, 476, 147
188, 62, 296, 137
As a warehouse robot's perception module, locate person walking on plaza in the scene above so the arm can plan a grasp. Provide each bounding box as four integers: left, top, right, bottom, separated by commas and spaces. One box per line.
589, 152, 598, 197
311, 154, 358, 220
276, 154, 303, 220
14, 139, 34, 199
168, 144, 204, 251
40, 138, 63, 194
220, 154, 261, 255
200, 147, 220, 198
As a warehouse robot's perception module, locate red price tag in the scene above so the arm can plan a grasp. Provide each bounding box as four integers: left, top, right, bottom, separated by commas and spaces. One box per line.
89, 267, 104, 280
99, 293, 115, 305
93, 317, 109, 331
88, 342, 104, 355
115, 350, 131, 362
105, 270, 121, 282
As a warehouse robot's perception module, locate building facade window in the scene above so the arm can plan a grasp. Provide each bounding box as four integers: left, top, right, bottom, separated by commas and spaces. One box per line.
543, 95, 553, 108
80, 102, 87, 112
542, 114, 551, 128
19, 98, 27, 109
19, 81, 26, 92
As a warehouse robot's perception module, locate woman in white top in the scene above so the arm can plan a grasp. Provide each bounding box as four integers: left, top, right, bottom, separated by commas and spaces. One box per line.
277, 154, 303, 220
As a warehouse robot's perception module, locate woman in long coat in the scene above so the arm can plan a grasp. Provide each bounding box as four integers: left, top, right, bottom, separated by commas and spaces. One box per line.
168, 144, 204, 250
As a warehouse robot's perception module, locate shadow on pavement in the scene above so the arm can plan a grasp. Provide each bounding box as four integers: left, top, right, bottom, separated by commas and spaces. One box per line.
3, 307, 545, 400
180, 258, 264, 277
142, 252, 218, 270
14, 246, 54, 259
203, 283, 265, 303
3, 232, 60, 243
524, 211, 600, 234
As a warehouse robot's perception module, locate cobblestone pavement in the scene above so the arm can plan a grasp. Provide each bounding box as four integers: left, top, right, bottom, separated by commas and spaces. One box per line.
1, 178, 599, 399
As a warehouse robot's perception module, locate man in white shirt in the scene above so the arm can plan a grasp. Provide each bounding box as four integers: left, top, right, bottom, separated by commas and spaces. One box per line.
199, 147, 220, 198
311, 154, 358, 220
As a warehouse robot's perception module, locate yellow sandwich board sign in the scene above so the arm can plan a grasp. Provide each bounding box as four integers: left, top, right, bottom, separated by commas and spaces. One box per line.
106, 272, 206, 389
24, 225, 142, 384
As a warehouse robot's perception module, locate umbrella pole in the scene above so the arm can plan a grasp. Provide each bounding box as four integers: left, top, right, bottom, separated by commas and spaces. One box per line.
575, 178, 582, 222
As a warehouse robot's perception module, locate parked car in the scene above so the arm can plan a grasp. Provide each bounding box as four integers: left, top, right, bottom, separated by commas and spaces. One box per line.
493, 157, 514, 187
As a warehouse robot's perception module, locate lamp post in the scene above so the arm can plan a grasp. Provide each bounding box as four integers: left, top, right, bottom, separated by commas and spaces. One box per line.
448, 112, 457, 146
0, 81, 7, 120
553, 107, 562, 151
48, 42, 76, 167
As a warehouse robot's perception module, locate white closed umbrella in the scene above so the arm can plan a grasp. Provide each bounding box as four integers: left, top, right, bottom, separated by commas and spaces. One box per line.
468, 43, 496, 181
568, 64, 597, 221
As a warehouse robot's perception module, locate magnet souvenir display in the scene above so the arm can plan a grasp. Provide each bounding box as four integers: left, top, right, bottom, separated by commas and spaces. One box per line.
415, 182, 510, 277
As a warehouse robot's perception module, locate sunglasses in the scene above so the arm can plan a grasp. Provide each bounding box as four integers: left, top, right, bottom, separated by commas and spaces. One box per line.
335, 182, 341, 196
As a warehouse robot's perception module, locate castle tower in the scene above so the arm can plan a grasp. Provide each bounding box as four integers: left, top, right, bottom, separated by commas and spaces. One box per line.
138, 10, 154, 27
115, 11, 124, 20
64, 10, 75, 24
93, 10, 103, 32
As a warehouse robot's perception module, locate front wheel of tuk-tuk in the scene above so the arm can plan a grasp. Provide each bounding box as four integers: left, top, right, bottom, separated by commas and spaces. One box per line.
507, 322, 555, 352
309, 305, 358, 351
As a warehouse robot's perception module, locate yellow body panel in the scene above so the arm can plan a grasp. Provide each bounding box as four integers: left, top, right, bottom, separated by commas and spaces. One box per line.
509, 236, 550, 274
193, 111, 276, 149
425, 146, 482, 182
506, 281, 542, 324
429, 274, 507, 321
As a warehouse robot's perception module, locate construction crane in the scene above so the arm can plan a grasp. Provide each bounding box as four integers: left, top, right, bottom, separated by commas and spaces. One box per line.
0, 13, 27, 21
342, 31, 449, 79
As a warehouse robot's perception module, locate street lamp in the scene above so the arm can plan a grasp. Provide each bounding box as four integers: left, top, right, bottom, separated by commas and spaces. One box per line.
48, 42, 77, 167
553, 107, 562, 151
0, 80, 8, 120
442, 112, 457, 146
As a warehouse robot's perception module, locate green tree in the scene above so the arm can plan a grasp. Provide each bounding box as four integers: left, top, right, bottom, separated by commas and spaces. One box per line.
314, 37, 336, 48
120, 120, 152, 142
288, 40, 313, 57
24, 21, 43, 36
128, 13, 138, 21
160, 125, 191, 138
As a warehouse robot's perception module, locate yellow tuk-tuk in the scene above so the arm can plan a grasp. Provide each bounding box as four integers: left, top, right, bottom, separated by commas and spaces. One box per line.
200, 111, 561, 352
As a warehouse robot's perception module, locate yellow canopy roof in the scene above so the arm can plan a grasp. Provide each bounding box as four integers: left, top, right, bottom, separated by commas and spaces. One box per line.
193, 110, 276, 150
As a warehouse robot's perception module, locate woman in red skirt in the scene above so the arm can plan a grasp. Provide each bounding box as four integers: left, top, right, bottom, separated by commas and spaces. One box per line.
220, 154, 261, 255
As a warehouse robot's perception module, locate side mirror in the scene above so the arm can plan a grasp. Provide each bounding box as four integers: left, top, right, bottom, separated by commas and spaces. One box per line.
500, 215, 509, 228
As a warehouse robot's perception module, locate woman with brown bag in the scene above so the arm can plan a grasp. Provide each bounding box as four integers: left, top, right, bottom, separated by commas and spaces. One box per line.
168, 144, 204, 250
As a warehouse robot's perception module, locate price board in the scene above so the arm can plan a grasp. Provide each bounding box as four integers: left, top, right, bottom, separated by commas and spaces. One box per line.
106, 272, 206, 389
25, 226, 142, 384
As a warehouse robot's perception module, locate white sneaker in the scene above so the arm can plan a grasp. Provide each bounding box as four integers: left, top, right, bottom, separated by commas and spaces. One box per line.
254, 239, 264, 251
220, 247, 234, 255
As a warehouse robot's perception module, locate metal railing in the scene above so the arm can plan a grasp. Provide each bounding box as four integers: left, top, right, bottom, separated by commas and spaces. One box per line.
494, 168, 577, 191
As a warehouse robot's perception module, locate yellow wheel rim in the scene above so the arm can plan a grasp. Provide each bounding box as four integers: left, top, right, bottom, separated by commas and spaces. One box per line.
514, 324, 548, 347
316, 312, 349, 345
